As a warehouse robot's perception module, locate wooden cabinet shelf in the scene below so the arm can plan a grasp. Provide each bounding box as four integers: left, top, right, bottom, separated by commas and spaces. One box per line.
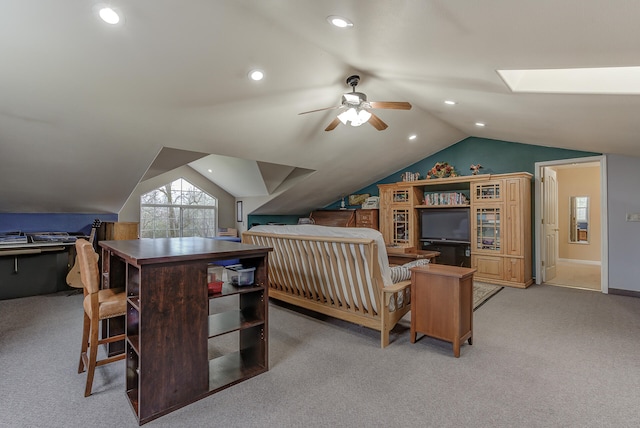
415, 204, 470, 209
101, 237, 272, 425
208, 310, 265, 338
208, 349, 267, 392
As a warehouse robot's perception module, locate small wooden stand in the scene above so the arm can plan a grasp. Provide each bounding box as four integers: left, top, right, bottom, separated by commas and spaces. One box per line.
410, 264, 476, 357
387, 250, 439, 266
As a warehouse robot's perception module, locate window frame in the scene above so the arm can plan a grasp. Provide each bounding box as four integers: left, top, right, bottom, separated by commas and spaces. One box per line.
140, 178, 218, 239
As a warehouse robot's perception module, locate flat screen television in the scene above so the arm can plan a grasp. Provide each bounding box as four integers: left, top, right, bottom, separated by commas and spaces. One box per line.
420, 208, 470, 243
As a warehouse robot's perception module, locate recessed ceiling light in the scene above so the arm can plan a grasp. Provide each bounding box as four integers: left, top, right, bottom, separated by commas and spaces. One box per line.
99, 7, 120, 24
444, 100, 457, 105
408, 134, 417, 140
208, 169, 212, 173
248, 70, 264, 81
475, 122, 486, 127
327, 15, 354, 28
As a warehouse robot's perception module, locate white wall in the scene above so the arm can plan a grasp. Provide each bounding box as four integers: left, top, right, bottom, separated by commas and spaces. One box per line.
118, 165, 236, 229
607, 154, 640, 292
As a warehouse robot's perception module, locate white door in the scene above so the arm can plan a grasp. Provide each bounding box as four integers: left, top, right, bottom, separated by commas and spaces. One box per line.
543, 167, 558, 281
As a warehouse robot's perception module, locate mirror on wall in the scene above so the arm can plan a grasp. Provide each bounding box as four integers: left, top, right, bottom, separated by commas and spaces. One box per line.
569, 196, 589, 243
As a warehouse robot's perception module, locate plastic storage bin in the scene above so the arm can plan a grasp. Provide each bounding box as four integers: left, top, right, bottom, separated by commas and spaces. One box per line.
226, 264, 256, 286
207, 265, 224, 294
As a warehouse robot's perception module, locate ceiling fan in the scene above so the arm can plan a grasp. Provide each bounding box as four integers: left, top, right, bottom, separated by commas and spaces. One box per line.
298, 75, 412, 131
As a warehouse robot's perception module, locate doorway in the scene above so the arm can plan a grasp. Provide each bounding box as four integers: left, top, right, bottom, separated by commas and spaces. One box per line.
534, 156, 608, 293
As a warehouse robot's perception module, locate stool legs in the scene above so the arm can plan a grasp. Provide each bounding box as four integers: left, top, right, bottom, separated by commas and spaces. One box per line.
78, 312, 90, 374
84, 317, 101, 397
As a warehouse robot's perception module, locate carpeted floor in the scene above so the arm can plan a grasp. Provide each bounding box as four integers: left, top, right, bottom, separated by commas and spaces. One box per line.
2, 285, 640, 427
473, 281, 503, 310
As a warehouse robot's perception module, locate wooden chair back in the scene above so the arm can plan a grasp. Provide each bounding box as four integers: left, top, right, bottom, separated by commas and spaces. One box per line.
76, 239, 100, 295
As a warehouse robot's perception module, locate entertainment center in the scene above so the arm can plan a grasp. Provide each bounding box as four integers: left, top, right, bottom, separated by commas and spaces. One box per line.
378, 172, 532, 288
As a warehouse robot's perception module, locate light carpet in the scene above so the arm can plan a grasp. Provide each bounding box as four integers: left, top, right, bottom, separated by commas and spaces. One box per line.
473, 281, 503, 310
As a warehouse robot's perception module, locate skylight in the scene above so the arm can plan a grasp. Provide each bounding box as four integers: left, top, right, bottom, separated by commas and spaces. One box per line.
497, 66, 640, 94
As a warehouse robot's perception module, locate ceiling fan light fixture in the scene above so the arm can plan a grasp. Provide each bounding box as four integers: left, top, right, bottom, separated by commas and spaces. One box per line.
343, 93, 362, 104
338, 108, 371, 126
354, 109, 372, 126
337, 108, 355, 125
298, 74, 408, 131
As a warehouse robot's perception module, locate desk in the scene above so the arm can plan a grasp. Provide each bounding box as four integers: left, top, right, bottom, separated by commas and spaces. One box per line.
100, 238, 272, 425
0, 242, 72, 299
409, 264, 476, 357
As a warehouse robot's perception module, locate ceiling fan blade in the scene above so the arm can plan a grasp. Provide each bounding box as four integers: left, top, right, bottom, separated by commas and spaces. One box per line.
298, 106, 341, 115
324, 117, 341, 131
368, 101, 412, 110
368, 113, 388, 131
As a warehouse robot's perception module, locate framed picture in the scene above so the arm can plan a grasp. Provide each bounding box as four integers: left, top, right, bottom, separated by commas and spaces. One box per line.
348, 193, 370, 206
236, 201, 243, 222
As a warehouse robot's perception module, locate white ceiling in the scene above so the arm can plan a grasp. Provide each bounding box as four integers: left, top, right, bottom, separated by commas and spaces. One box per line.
1, 1, 639, 215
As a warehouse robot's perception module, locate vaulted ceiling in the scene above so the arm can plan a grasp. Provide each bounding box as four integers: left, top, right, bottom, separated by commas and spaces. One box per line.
1, 1, 639, 215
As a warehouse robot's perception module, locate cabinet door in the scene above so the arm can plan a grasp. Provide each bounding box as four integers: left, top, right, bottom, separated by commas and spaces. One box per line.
472, 180, 504, 203
392, 187, 412, 205
504, 257, 524, 283
0, 252, 67, 299
504, 179, 522, 256
472, 255, 503, 281
378, 186, 394, 243
392, 208, 411, 246
473, 206, 502, 253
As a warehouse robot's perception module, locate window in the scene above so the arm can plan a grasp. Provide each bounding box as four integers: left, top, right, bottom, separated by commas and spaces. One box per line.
140, 178, 217, 238
575, 196, 588, 222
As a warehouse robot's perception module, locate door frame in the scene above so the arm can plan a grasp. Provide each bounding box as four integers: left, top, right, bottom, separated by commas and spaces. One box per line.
534, 155, 608, 293
542, 166, 558, 282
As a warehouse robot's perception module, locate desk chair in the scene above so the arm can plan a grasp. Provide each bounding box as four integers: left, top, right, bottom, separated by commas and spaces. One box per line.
76, 238, 126, 397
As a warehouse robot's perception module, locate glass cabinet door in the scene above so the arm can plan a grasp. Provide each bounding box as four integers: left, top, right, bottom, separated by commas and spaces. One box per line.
392, 208, 410, 245
473, 181, 503, 202
475, 207, 501, 252
392, 188, 411, 204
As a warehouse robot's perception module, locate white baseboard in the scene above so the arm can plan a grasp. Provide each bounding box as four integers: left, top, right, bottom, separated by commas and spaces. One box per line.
557, 258, 601, 266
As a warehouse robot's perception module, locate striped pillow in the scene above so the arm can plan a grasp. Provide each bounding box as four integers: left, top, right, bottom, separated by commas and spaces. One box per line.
389, 258, 430, 283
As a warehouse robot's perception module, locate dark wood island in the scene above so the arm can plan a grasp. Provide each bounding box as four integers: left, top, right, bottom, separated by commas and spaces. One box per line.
99, 237, 272, 425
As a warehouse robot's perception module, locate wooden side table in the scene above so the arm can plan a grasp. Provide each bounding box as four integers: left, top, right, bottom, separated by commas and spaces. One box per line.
410, 264, 476, 357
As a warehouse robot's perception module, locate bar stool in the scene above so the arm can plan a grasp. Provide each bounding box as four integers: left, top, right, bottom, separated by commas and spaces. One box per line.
76, 238, 126, 396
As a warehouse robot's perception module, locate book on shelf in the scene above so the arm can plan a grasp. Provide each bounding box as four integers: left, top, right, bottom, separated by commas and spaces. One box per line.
422, 192, 469, 206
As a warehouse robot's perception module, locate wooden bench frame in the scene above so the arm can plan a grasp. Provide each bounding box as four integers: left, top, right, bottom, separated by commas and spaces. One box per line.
242, 230, 410, 348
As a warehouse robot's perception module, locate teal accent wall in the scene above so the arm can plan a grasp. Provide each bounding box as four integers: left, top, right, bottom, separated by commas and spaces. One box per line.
326, 137, 600, 208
